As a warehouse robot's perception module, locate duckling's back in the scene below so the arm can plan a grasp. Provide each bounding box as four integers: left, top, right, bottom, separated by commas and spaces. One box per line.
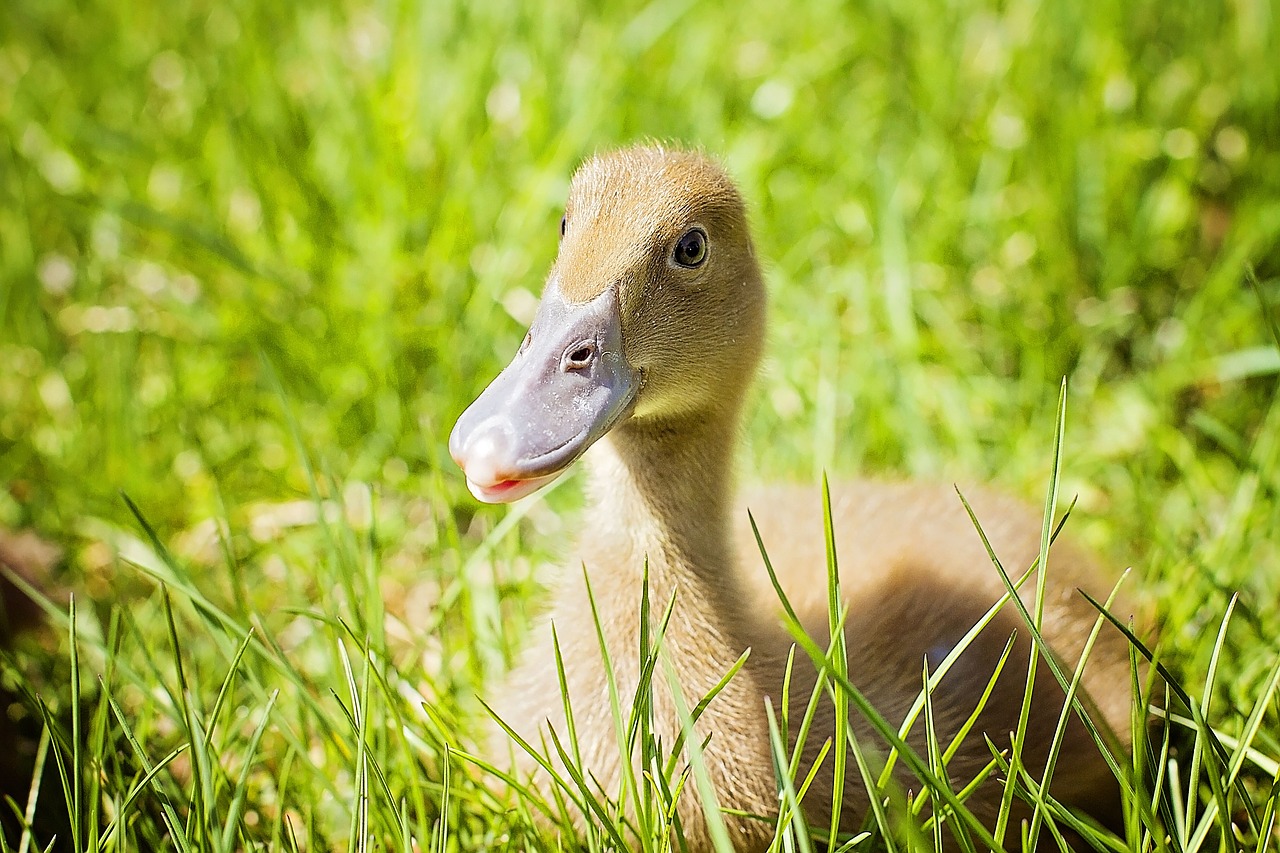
736, 480, 1135, 832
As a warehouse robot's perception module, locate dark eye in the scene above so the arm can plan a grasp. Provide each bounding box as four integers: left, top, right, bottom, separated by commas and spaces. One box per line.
560, 215, 567, 238
673, 228, 708, 268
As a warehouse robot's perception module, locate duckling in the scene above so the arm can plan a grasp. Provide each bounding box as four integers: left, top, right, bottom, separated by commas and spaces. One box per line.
450, 145, 1134, 850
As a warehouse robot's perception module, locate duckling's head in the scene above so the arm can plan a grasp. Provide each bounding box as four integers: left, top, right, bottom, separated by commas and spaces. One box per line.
451, 145, 766, 503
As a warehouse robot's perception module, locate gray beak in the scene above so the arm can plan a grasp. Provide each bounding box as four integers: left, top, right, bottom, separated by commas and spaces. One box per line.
449, 284, 640, 503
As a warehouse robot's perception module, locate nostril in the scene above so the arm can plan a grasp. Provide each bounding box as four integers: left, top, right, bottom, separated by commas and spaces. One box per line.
564, 341, 596, 371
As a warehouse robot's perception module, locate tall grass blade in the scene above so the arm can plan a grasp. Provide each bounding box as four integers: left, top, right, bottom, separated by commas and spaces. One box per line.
1011, 377, 1068, 851
205, 627, 256, 749
219, 689, 280, 852
765, 698, 814, 853
1185, 594, 1237, 840
107, 694, 193, 853
660, 652, 735, 853
16, 727, 51, 853
576, 564, 637, 817
785, 625, 1008, 851
821, 473, 850, 849
67, 596, 82, 853
1082, 591, 1261, 830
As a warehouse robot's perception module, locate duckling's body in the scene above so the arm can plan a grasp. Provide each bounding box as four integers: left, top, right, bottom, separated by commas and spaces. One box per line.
453, 145, 1134, 850
740, 482, 1128, 829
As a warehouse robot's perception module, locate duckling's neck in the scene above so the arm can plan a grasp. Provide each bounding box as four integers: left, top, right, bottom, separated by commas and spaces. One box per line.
588, 413, 732, 570
536, 404, 788, 845
576, 407, 762, 643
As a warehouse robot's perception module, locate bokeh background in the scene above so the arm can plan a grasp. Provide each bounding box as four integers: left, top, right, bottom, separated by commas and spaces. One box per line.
2, 0, 1278, 848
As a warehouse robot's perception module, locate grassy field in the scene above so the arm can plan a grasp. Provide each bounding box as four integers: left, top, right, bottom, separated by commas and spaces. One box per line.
1, 0, 1279, 849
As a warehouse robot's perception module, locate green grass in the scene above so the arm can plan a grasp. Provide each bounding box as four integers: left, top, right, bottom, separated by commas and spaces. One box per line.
2, 0, 1279, 849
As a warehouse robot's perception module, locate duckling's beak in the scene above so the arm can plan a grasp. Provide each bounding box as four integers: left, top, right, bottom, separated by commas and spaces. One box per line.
450, 283, 640, 504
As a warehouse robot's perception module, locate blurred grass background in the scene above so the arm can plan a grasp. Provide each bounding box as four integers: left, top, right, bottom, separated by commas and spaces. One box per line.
1, 0, 1279, 848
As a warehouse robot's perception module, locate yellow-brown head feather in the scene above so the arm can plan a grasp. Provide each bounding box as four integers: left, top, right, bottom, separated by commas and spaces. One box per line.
551, 144, 766, 421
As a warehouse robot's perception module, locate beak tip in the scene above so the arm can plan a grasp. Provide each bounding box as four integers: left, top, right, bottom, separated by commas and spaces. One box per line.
447, 425, 464, 468
450, 415, 516, 488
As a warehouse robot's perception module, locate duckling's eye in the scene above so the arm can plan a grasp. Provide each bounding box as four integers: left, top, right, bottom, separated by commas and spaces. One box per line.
519, 332, 532, 354
673, 228, 708, 268
559, 215, 567, 238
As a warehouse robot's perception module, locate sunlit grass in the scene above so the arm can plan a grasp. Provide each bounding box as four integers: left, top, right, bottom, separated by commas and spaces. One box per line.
2, 0, 1279, 848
